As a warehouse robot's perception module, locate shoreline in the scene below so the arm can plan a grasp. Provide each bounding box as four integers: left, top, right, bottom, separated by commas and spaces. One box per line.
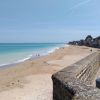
0, 55, 41, 70
0, 45, 98, 100
0, 44, 67, 69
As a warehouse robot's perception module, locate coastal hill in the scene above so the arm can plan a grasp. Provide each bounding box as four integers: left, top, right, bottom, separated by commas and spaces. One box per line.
68, 35, 100, 48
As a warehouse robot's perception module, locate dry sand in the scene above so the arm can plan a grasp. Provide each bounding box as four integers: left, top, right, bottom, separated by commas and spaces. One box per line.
0, 45, 97, 100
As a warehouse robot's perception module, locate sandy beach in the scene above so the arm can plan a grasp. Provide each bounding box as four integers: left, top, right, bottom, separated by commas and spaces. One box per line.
0, 45, 97, 100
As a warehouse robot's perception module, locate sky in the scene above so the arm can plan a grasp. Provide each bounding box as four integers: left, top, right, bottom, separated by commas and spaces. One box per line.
0, 0, 100, 43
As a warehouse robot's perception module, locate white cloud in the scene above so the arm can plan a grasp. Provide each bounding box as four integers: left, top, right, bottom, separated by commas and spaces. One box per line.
66, 0, 92, 13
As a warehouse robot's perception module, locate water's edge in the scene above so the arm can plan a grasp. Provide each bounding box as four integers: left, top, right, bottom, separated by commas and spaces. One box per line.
0, 44, 68, 69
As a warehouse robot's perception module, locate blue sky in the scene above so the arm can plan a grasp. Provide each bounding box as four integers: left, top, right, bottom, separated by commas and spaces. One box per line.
0, 0, 100, 43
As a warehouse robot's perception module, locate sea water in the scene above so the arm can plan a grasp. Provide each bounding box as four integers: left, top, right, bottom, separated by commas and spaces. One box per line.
0, 43, 67, 67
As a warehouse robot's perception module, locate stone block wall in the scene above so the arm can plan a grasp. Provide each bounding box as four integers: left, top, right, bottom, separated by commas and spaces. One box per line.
52, 52, 100, 100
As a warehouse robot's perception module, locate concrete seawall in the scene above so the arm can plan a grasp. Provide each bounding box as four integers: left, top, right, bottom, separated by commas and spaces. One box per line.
52, 52, 100, 100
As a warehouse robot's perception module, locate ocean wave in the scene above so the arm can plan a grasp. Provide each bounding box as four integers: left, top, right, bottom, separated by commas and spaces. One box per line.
15, 54, 33, 63
0, 44, 68, 68
47, 47, 59, 54
0, 54, 33, 68
47, 44, 69, 54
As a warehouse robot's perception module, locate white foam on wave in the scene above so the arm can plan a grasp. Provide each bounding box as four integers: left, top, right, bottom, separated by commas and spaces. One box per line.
0, 44, 69, 68
47, 44, 69, 55
47, 47, 59, 54
16, 54, 33, 63
0, 54, 33, 68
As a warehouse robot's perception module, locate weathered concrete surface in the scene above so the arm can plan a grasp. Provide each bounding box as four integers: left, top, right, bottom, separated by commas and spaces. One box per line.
52, 52, 100, 100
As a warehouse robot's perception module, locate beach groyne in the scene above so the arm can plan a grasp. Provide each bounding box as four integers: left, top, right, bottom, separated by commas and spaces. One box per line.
52, 52, 100, 100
